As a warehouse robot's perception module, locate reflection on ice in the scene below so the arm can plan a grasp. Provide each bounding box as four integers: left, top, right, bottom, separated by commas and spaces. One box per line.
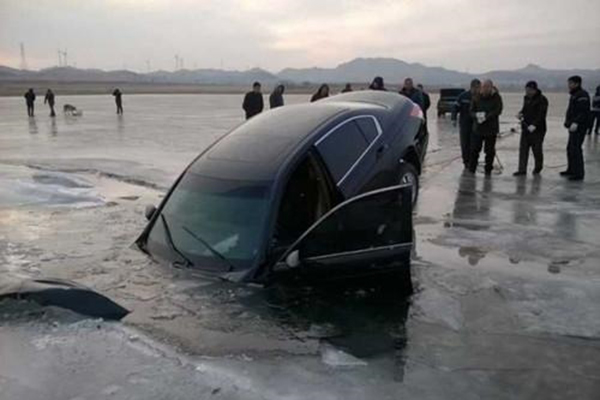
28, 117, 38, 134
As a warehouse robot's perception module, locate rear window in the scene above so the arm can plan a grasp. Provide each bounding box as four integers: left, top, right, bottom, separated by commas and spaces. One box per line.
317, 121, 368, 182
440, 89, 465, 98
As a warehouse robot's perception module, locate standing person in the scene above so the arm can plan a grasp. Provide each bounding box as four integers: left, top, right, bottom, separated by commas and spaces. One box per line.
242, 82, 264, 119
24, 88, 36, 117
417, 84, 431, 120
369, 76, 387, 91
269, 84, 285, 109
310, 84, 330, 102
112, 88, 123, 115
44, 89, 56, 117
452, 79, 481, 168
341, 83, 353, 93
513, 81, 549, 176
468, 79, 503, 176
399, 78, 424, 111
561, 76, 591, 181
589, 85, 600, 135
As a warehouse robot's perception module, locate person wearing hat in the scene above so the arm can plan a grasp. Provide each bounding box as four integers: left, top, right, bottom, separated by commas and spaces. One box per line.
369, 76, 387, 91
243, 81, 264, 120
269, 84, 285, 109
513, 81, 549, 176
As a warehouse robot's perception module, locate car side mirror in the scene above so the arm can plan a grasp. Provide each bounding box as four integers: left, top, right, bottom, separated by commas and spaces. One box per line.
285, 250, 301, 269
144, 204, 157, 221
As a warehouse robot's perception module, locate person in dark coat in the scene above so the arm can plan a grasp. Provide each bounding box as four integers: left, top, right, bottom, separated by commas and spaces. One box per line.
44, 89, 56, 117
452, 79, 481, 168
112, 88, 123, 115
341, 83, 353, 93
243, 82, 264, 119
468, 79, 503, 176
369, 76, 387, 91
310, 84, 330, 102
561, 76, 591, 181
417, 84, 431, 119
24, 88, 36, 117
513, 81, 549, 176
589, 85, 600, 135
269, 84, 285, 109
399, 78, 424, 111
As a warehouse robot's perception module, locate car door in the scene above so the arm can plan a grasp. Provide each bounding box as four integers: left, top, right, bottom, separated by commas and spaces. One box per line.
315, 116, 385, 197
272, 184, 413, 277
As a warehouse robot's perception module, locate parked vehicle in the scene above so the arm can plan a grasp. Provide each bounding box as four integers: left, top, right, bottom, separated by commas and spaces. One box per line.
136, 91, 428, 284
437, 88, 465, 117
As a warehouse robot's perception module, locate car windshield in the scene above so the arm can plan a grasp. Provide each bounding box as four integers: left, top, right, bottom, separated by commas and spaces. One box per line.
146, 172, 271, 271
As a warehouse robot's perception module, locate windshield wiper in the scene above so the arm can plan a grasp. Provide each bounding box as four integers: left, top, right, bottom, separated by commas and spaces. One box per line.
180, 225, 236, 272
160, 214, 194, 268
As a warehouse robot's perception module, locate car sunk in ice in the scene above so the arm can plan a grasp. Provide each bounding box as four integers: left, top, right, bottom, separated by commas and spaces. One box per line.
136, 91, 428, 283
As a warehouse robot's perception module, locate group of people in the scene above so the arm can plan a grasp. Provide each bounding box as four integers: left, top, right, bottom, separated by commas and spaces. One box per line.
243, 76, 599, 181
23, 87, 124, 117
242, 77, 433, 120
452, 76, 598, 181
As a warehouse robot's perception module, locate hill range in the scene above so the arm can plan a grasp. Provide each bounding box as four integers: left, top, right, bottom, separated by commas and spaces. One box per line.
1, 57, 599, 92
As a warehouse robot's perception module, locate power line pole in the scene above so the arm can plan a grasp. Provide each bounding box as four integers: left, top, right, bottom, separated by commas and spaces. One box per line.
19, 42, 28, 70
175, 54, 179, 71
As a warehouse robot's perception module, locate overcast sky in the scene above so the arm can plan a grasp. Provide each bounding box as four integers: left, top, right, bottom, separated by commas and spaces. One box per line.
1, 0, 598, 73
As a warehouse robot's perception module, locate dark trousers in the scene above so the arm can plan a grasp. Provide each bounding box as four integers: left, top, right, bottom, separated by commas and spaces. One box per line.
459, 121, 473, 166
116, 101, 123, 115
589, 111, 600, 134
517, 130, 544, 172
566, 129, 586, 178
469, 132, 497, 173
27, 103, 34, 117
48, 103, 55, 117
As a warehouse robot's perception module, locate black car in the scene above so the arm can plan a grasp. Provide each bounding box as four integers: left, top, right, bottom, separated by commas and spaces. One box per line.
437, 88, 465, 117
136, 91, 428, 283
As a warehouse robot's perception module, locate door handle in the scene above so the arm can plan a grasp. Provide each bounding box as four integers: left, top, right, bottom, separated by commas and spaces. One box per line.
376, 144, 388, 158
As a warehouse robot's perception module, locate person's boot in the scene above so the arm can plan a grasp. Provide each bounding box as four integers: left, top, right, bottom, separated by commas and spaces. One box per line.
513, 171, 526, 177
568, 175, 584, 181
559, 170, 572, 176
532, 168, 542, 175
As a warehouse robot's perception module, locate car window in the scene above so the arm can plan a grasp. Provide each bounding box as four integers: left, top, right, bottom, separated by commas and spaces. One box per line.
355, 118, 379, 144
316, 120, 368, 182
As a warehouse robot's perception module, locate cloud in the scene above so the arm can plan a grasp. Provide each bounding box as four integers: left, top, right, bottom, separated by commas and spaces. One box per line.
0, 0, 598, 71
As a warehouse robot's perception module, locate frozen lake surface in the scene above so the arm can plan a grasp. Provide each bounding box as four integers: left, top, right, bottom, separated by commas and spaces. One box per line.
1, 93, 600, 399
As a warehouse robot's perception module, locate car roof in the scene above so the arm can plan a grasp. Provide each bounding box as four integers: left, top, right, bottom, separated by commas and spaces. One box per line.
189, 91, 411, 182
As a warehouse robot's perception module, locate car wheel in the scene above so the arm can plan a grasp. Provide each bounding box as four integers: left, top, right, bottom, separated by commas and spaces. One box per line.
398, 162, 419, 206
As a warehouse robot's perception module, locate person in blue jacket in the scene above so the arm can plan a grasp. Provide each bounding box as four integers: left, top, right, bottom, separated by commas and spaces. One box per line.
399, 78, 424, 111
561, 76, 591, 181
452, 79, 481, 168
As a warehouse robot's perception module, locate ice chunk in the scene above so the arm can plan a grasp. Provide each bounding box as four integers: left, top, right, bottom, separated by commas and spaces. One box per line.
320, 343, 367, 368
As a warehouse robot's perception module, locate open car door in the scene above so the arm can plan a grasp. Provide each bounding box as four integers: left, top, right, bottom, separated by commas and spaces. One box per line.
274, 184, 413, 277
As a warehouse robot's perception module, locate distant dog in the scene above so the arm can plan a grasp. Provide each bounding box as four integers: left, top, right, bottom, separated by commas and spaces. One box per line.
63, 104, 82, 116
